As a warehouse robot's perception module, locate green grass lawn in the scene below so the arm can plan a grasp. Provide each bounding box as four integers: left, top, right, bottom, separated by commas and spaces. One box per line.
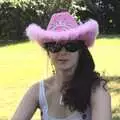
0, 36, 120, 120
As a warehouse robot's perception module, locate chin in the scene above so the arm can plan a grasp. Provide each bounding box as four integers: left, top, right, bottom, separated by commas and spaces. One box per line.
57, 64, 75, 71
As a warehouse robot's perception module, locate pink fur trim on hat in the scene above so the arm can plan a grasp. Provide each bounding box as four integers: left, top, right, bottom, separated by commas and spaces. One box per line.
26, 19, 99, 47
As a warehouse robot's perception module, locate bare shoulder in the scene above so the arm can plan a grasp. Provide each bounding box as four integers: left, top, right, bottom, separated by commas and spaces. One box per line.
92, 80, 111, 95
28, 76, 54, 101
30, 81, 40, 91
29, 76, 53, 94
27, 79, 52, 100
91, 81, 112, 120
91, 80, 111, 106
25, 82, 40, 103
11, 82, 41, 120
43, 76, 55, 93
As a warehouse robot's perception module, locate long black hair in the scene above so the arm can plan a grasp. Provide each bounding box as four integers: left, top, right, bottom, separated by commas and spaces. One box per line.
60, 41, 106, 113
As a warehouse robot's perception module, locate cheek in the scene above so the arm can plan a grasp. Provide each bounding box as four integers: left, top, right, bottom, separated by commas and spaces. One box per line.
71, 52, 79, 63
49, 52, 57, 63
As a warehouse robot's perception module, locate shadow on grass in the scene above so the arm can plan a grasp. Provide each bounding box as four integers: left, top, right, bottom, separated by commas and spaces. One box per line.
113, 115, 120, 120
112, 106, 120, 114
104, 76, 120, 94
104, 76, 120, 84
0, 39, 29, 47
0, 34, 120, 47
111, 88, 120, 94
98, 34, 120, 39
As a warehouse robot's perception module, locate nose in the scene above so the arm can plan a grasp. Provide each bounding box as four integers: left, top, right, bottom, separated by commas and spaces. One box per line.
60, 47, 67, 52
58, 47, 69, 57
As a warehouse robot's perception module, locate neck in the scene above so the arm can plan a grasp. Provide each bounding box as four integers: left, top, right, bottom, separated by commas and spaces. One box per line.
53, 67, 75, 91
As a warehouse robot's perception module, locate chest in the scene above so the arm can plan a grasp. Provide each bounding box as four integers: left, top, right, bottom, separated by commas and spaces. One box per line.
46, 94, 90, 120
40, 80, 91, 120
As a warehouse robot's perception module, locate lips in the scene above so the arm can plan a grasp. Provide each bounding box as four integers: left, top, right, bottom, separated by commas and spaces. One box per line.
59, 60, 67, 61
58, 59, 68, 62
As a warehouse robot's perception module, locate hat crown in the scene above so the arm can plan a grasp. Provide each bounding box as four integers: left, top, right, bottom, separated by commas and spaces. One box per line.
47, 12, 78, 31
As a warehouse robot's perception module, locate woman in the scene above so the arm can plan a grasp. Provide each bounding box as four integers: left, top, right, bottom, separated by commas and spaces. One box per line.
12, 11, 112, 120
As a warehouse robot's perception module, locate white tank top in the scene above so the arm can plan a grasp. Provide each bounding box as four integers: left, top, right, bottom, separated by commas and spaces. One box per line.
39, 80, 91, 120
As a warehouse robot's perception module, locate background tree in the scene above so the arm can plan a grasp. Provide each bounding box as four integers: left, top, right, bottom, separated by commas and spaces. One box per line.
80, 0, 120, 33
0, 0, 120, 45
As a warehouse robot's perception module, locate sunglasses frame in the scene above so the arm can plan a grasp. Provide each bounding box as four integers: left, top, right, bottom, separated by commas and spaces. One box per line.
43, 42, 81, 53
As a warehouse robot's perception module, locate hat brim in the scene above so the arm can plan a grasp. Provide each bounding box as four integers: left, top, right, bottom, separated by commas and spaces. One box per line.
26, 19, 99, 47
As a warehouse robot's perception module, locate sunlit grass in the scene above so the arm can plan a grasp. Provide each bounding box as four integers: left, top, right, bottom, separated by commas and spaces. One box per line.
0, 37, 120, 120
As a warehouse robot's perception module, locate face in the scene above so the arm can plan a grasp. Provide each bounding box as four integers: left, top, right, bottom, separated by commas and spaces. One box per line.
43, 41, 80, 71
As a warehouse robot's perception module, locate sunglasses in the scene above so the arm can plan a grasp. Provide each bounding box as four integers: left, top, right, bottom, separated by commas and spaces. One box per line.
43, 42, 81, 53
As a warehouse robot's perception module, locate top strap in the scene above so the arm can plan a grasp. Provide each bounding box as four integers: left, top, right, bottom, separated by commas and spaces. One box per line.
39, 80, 48, 119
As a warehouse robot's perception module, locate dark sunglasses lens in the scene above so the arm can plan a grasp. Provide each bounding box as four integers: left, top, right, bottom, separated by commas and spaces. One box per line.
65, 43, 80, 52
44, 43, 62, 53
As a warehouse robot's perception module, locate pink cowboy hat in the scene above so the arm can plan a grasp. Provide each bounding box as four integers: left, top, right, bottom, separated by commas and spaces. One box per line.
26, 11, 99, 47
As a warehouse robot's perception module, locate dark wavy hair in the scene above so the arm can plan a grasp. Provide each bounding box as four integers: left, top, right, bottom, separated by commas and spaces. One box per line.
60, 41, 106, 113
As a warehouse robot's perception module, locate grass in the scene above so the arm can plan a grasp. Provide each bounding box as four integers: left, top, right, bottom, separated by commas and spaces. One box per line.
0, 36, 120, 120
